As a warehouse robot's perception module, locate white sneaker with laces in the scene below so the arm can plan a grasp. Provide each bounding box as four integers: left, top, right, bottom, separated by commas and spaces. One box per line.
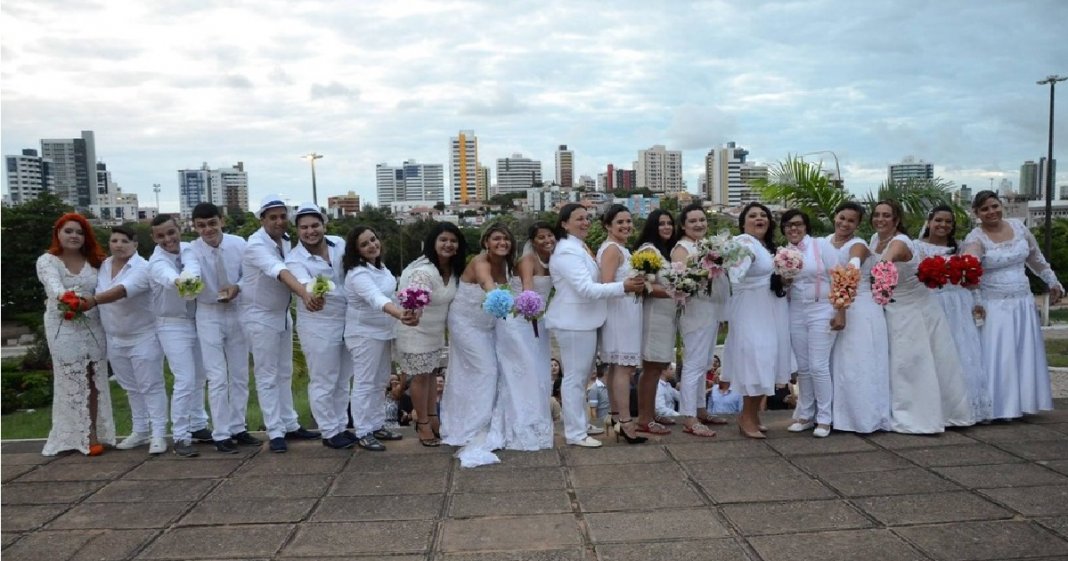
116, 432, 151, 450
787, 421, 815, 433
568, 436, 603, 448
813, 426, 831, 438
586, 424, 605, 435
148, 437, 168, 454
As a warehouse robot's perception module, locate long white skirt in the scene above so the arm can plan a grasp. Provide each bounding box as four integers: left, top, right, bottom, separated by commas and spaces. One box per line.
830, 289, 891, 433
978, 294, 1053, 419
934, 286, 993, 422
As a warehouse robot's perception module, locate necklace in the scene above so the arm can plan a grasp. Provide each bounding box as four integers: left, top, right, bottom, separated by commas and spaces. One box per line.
831, 234, 851, 248
536, 252, 550, 269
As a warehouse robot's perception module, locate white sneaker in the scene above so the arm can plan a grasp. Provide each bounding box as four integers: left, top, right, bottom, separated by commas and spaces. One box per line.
586, 425, 605, 435
148, 437, 168, 454
813, 425, 831, 438
567, 436, 603, 448
116, 432, 151, 450
787, 421, 815, 433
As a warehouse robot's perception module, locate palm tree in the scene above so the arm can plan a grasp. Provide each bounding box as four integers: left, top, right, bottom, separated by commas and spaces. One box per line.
750, 155, 849, 235
865, 177, 967, 238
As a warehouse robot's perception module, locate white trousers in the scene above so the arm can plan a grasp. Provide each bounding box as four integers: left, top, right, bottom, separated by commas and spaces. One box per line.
555, 329, 599, 443
157, 318, 209, 441
298, 320, 351, 439
679, 324, 719, 417
348, 336, 392, 437
245, 321, 298, 439
196, 303, 249, 441
107, 331, 168, 438
790, 300, 837, 426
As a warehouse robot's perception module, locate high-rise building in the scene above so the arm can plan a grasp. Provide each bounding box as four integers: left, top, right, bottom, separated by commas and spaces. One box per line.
960, 184, 973, 205
1019, 161, 1039, 199
605, 164, 615, 192
4, 149, 54, 205
496, 153, 543, 194
705, 142, 751, 206
377, 160, 445, 204
327, 191, 361, 217
376, 163, 404, 205
89, 188, 139, 223
888, 157, 934, 184
40, 130, 98, 207
578, 175, 596, 190
450, 130, 479, 204
739, 163, 768, 204
475, 165, 490, 203
555, 145, 574, 188
178, 162, 247, 218
635, 145, 683, 193
96, 162, 114, 196
615, 168, 636, 191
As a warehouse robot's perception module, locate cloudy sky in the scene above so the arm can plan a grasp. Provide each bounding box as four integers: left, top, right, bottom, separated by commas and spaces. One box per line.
2, 0, 1066, 211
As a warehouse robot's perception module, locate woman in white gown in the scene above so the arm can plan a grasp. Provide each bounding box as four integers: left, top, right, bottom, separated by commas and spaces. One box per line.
915, 204, 993, 423
825, 202, 891, 434
486, 222, 556, 453
443, 223, 510, 466
36, 213, 115, 456
964, 190, 1062, 419
632, 209, 678, 435
870, 200, 974, 434
723, 202, 792, 439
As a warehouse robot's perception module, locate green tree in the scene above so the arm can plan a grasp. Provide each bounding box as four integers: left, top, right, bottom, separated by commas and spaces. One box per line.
751, 155, 850, 235
864, 177, 965, 238
1, 194, 74, 314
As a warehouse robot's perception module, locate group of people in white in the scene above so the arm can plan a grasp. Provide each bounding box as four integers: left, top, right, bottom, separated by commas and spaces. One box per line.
36, 190, 1062, 467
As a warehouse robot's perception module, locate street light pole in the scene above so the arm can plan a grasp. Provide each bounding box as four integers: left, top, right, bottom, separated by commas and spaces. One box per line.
153, 183, 161, 211
304, 153, 323, 206
1037, 75, 1065, 257
802, 150, 842, 189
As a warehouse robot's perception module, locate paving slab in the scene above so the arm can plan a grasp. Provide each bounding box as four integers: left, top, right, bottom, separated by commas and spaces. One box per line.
995, 439, 1068, 461
177, 497, 317, 525
666, 439, 778, 460
123, 458, 243, 480
568, 462, 681, 488
1, 503, 69, 532
440, 514, 581, 552
853, 491, 1014, 525
820, 467, 962, 497
562, 445, 670, 466
865, 430, 976, 449
1, 463, 37, 482
16, 461, 132, 482
487, 449, 562, 468
575, 479, 705, 512
449, 489, 569, 517
893, 443, 1024, 467
1042, 422, 1068, 435
1037, 516, 1068, 540
313, 494, 445, 521
86, 478, 217, 503
49, 501, 192, 529
2, 480, 106, 504
65, 528, 160, 561
52, 452, 149, 466
2, 531, 22, 547
594, 538, 750, 561
748, 528, 928, 561
205, 473, 332, 499
1043, 459, 1068, 476
895, 520, 1068, 561
978, 484, 1068, 516
138, 524, 293, 559
765, 433, 878, 456
933, 462, 1068, 488
441, 550, 586, 561
963, 423, 1066, 443
452, 466, 566, 493
333, 469, 449, 495
1, 452, 56, 465
584, 508, 729, 543
342, 451, 453, 474
235, 456, 346, 476
691, 457, 836, 503
721, 499, 873, 536
283, 520, 434, 557
2, 528, 158, 561
789, 450, 913, 474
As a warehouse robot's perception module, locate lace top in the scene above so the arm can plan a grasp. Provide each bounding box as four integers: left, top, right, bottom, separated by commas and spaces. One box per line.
396, 256, 458, 353
964, 219, 1063, 299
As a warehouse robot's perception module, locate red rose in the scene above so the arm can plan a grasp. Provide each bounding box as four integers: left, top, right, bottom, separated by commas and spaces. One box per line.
63, 311, 75, 320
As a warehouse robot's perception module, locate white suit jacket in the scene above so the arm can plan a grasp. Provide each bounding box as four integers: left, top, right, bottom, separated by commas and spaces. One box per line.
544, 235, 625, 332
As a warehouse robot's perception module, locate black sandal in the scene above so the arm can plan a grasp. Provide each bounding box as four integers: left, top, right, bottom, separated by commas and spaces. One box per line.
415, 421, 441, 447
426, 413, 441, 439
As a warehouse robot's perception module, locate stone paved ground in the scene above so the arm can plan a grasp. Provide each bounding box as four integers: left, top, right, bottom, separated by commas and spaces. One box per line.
4, 408, 1068, 561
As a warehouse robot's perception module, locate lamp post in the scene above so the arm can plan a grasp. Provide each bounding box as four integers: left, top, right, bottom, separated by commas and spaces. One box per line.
802, 150, 843, 189
1037, 75, 1065, 257
303, 153, 323, 205
152, 183, 161, 211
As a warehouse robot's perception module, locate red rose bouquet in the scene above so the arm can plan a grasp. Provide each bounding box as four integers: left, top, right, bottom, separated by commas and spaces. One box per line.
948, 254, 983, 287
916, 255, 950, 289
57, 290, 86, 321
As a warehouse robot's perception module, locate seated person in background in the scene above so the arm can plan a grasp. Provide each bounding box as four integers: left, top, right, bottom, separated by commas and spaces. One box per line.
384, 373, 413, 428
586, 363, 609, 435
764, 372, 799, 410
655, 364, 681, 423
707, 371, 742, 415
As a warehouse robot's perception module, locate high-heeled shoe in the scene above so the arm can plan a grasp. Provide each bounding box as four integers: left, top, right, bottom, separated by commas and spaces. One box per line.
738, 426, 767, 440
612, 418, 648, 445
426, 414, 441, 439
415, 421, 440, 447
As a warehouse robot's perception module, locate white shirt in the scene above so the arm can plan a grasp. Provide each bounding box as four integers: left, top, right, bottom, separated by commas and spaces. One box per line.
285, 235, 347, 324
148, 242, 199, 320
240, 227, 294, 331
788, 235, 838, 303
344, 263, 398, 341
190, 233, 246, 306
655, 379, 681, 418
97, 254, 156, 343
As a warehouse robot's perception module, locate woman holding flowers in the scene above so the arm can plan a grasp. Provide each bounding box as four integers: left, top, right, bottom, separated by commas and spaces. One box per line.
396, 222, 464, 447
546, 204, 646, 448
632, 209, 678, 434
916, 204, 993, 422
671, 203, 729, 438
597, 204, 647, 444
441, 223, 508, 458
343, 226, 419, 452
779, 210, 839, 438
824, 202, 890, 433
871, 200, 973, 433
36, 213, 114, 456
964, 191, 1062, 420
285, 203, 353, 449
723, 202, 792, 439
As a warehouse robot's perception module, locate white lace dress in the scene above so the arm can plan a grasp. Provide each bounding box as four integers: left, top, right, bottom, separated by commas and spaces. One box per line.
873, 234, 974, 434
36, 253, 116, 456
597, 240, 642, 366
441, 282, 499, 453
964, 219, 1060, 418
914, 240, 994, 422
826, 237, 891, 433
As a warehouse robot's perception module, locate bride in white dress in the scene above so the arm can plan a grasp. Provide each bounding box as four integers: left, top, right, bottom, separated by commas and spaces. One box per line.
36, 213, 115, 456
870, 200, 974, 434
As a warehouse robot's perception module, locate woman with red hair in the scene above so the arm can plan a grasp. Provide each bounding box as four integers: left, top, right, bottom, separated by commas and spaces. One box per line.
35, 213, 115, 456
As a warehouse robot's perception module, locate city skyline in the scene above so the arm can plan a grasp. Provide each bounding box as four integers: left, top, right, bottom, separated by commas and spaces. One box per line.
2, 0, 1067, 212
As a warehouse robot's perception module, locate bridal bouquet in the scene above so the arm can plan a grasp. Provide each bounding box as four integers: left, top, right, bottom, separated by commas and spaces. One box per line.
773, 247, 804, 280
697, 230, 750, 279
916, 255, 950, 289
512, 290, 546, 337
948, 254, 983, 287
870, 261, 898, 306
175, 271, 204, 300
306, 274, 336, 298
830, 258, 861, 310
57, 290, 86, 321
663, 261, 703, 321
397, 284, 431, 312
482, 286, 515, 319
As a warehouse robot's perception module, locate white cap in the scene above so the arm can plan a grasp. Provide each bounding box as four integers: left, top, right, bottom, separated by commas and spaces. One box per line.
258, 194, 288, 217
294, 202, 326, 224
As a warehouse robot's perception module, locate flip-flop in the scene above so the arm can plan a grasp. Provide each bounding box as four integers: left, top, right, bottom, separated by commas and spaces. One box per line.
683, 423, 716, 438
